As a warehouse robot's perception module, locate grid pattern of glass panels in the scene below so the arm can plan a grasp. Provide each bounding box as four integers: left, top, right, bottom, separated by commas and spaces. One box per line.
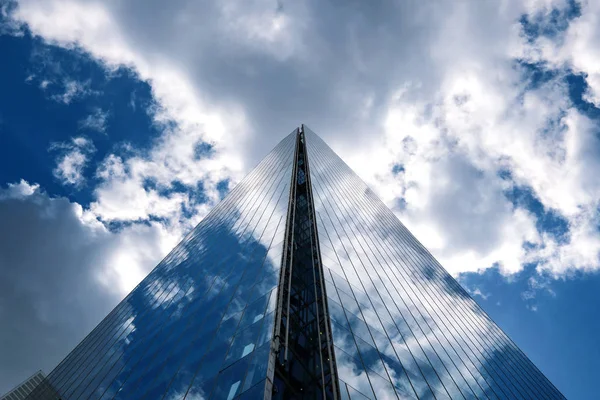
304, 126, 565, 400
28, 130, 298, 400
1, 371, 45, 400
25, 125, 564, 400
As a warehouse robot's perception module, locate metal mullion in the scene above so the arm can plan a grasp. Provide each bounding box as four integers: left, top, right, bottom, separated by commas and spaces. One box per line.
313, 130, 559, 398
43, 133, 295, 398
67, 276, 186, 400
50, 279, 165, 397
195, 130, 295, 243
313, 177, 454, 399
268, 128, 340, 398
152, 135, 294, 400
36, 298, 127, 396
45, 269, 169, 395
227, 146, 294, 239
61, 280, 175, 399
105, 243, 242, 400
317, 178, 496, 399
231, 140, 294, 237
324, 177, 524, 400
114, 272, 228, 398
210, 130, 296, 229
283, 146, 299, 366
314, 203, 474, 400
317, 211, 421, 399
308, 135, 512, 394
303, 129, 340, 399
83, 248, 244, 400
313, 195, 433, 398
229, 290, 274, 396
269, 128, 300, 399
237, 166, 290, 244
374, 205, 541, 398
329, 267, 399, 400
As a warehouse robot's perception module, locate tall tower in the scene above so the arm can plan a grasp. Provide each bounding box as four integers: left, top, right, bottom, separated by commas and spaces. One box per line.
28, 126, 564, 399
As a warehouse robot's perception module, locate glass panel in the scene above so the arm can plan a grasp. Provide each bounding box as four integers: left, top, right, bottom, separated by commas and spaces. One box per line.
242, 342, 271, 392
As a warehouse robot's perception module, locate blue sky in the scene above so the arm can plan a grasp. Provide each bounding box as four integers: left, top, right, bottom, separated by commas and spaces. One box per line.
1, 0, 600, 398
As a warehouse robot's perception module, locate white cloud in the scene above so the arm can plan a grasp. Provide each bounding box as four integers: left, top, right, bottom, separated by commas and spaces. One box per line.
7, 0, 600, 281
0, 1, 23, 35
11, 0, 252, 228
470, 288, 491, 301
521, 1, 600, 106
51, 78, 94, 104
0, 179, 39, 199
78, 107, 108, 133
23, 45, 100, 104
342, 2, 600, 278
49, 136, 95, 187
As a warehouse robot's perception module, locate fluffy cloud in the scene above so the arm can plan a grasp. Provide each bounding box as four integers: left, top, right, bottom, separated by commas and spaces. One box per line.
12, 0, 253, 227
521, 0, 600, 106
49, 136, 95, 187
359, 66, 600, 276
343, 1, 600, 277
6, 0, 600, 281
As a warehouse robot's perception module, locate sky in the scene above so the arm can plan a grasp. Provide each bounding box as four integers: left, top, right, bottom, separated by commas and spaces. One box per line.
0, 0, 599, 398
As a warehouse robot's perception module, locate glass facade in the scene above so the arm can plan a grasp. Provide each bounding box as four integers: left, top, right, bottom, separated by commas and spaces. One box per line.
303, 127, 564, 400
27, 126, 564, 400
2, 371, 46, 400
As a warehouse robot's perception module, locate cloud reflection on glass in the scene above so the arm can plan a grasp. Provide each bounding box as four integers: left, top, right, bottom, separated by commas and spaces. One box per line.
26, 127, 563, 400
27, 131, 296, 400
304, 126, 564, 400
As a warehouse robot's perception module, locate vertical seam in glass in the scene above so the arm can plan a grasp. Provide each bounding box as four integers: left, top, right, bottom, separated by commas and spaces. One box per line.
267, 126, 340, 399
302, 125, 341, 399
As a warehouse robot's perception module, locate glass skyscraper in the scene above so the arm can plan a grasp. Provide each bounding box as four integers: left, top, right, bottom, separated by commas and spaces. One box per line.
28, 126, 564, 399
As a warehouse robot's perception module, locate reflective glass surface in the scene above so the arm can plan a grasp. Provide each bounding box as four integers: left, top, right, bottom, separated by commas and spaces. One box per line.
29, 130, 297, 400
304, 126, 565, 400
29, 126, 564, 400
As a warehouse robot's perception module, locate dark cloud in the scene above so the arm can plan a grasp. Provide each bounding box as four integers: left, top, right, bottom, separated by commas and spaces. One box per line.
0, 182, 166, 393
